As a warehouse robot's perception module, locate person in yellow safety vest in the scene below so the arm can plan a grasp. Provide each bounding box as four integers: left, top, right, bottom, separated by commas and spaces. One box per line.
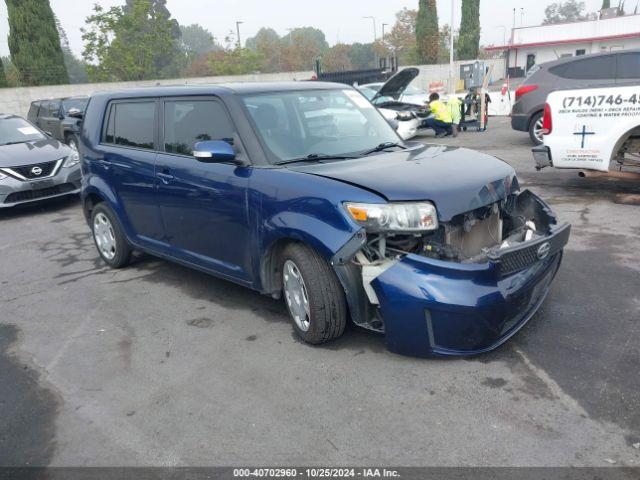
421, 93, 453, 138
447, 95, 462, 137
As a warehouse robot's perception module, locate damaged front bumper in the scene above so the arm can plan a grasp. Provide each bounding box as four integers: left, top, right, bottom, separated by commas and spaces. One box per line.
334, 191, 571, 358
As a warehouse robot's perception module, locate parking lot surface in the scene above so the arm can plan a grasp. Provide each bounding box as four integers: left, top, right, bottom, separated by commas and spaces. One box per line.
1, 117, 639, 467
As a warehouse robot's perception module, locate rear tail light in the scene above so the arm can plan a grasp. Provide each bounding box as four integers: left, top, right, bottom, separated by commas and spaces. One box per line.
542, 103, 552, 135
515, 84, 538, 100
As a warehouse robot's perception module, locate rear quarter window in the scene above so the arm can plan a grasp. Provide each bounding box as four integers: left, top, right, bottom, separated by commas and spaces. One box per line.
103, 101, 156, 150
550, 55, 616, 80
616, 52, 640, 79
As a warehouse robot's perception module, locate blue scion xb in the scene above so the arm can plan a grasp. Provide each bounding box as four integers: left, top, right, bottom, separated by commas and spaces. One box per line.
80, 83, 570, 358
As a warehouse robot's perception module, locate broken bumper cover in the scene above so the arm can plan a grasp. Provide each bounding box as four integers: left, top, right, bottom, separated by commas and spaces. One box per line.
532, 145, 553, 170
371, 224, 570, 357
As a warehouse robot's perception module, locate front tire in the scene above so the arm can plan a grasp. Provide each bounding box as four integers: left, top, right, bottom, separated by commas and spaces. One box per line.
280, 243, 347, 345
91, 203, 132, 268
66, 133, 79, 152
529, 111, 544, 145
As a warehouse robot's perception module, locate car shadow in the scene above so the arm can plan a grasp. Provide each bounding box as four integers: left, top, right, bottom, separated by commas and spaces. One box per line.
0, 194, 81, 222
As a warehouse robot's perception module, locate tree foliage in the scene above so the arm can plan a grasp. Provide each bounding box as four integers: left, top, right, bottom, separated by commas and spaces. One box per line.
245, 28, 284, 72
388, 8, 420, 65
6, 0, 69, 86
601, 0, 610, 8
180, 24, 218, 60
457, 0, 480, 60
542, 0, 587, 24
0, 58, 7, 88
82, 1, 182, 81
416, 0, 439, 64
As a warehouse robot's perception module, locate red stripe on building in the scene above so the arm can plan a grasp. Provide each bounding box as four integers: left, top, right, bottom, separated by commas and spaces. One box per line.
484, 31, 640, 52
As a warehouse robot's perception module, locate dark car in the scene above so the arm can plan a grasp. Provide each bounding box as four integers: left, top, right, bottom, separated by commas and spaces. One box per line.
511, 49, 640, 145
0, 114, 80, 207
80, 83, 570, 358
27, 96, 88, 151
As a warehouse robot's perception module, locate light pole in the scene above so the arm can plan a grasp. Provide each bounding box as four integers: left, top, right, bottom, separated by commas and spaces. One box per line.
449, 0, 455, 94
381, 23, 388, 42
362, 16, 376, 41
236, 21, 244, 49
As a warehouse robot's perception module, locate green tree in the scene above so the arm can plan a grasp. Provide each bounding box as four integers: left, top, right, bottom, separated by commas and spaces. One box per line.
82, 1, 181, 81
0, 58, 7, 88
6, 0, 69, 86
542, 1, 587, 24
180, 24, 218, 60
246, 28, 283, 72
281, 27, 329, 71
457, 0, 480, 60
322, 44, 354, 71
416, 0, 439, 64
601, 0, 610, 8
347, 43, 376, 69
388, 8, 420, 65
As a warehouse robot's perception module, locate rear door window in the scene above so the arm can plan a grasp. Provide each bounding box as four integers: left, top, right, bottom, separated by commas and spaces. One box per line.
615, 52, 640, 80
550, 55, 616, 80
162, 99, 234, 156
103, 101, 156, 150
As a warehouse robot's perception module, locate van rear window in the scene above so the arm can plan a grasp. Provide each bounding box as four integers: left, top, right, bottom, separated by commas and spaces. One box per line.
103, 101, 155, 150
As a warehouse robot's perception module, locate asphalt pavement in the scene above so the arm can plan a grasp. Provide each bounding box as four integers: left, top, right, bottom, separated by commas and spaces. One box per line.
0, 117, 638, 467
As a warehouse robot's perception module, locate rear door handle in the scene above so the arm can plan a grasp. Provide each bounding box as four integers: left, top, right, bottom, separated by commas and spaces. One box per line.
157, 171, 174, 184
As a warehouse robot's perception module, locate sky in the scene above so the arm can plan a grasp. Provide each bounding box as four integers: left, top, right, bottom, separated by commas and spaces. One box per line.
0, 0, 615, 58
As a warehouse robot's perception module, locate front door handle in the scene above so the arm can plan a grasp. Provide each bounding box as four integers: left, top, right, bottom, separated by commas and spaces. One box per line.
157, 171, 174, 184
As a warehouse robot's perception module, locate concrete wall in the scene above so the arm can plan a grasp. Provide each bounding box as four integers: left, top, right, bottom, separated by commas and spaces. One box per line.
0, 70, 315, 117
0, 58, 506, 117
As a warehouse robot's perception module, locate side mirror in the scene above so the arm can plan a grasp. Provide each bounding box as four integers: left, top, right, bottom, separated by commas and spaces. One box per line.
193, 140, 237, 163
67, 108, 83, 119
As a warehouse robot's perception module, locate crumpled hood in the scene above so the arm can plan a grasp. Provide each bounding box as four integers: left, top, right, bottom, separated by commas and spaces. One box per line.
0, 139, 70, 167
287, 145, 519, 221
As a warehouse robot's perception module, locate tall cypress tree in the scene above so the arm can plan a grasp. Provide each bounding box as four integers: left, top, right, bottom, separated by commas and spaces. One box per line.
416, 0, 439, 64
601, 0, 611, 8
6, 0, 69, 86
457, 0, 481, 61
0, 58, 7, 88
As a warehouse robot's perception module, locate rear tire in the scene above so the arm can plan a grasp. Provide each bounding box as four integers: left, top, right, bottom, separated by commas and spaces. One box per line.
529, 111, 544, 145
91, 203, 132, 269
280, 243, 347, 345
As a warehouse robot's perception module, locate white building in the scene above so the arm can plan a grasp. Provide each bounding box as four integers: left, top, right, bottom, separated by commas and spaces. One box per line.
485, 13, 640, 76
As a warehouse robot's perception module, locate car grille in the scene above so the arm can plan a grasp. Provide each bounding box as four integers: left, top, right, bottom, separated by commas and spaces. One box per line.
5, 183, 76, 204
11, 160, 60, 179
491, 224, 571, 276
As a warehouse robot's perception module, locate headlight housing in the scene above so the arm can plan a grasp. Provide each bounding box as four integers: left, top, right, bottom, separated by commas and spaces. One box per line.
396, 111, 415, 121
345, 202, 438, 233
62, 150, 80, 168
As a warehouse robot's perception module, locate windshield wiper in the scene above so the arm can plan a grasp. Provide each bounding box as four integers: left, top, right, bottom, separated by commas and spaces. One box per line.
0, 140, 30, 146
361, 142, 407, 156
275, 153, 359, 166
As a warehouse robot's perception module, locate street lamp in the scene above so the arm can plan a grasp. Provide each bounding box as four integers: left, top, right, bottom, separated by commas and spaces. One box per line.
381, 23, 389, 41
362, 16, 376, 41
449, 0, 455, 94
236, 21, 244, 49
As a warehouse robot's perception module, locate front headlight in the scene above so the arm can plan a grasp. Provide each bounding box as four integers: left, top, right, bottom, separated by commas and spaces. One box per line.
62, 150, 80, 168
396, 111, 414, 121
345, 202, 438, 232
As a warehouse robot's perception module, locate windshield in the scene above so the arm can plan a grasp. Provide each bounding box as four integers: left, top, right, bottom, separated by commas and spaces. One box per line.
243, 89, 400, 163
62, 98, 88, 114
0, 117, 46, 145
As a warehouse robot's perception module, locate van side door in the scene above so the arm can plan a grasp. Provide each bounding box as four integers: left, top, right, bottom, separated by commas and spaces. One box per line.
100, 99, 166, 248
155, 97, 253, 284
